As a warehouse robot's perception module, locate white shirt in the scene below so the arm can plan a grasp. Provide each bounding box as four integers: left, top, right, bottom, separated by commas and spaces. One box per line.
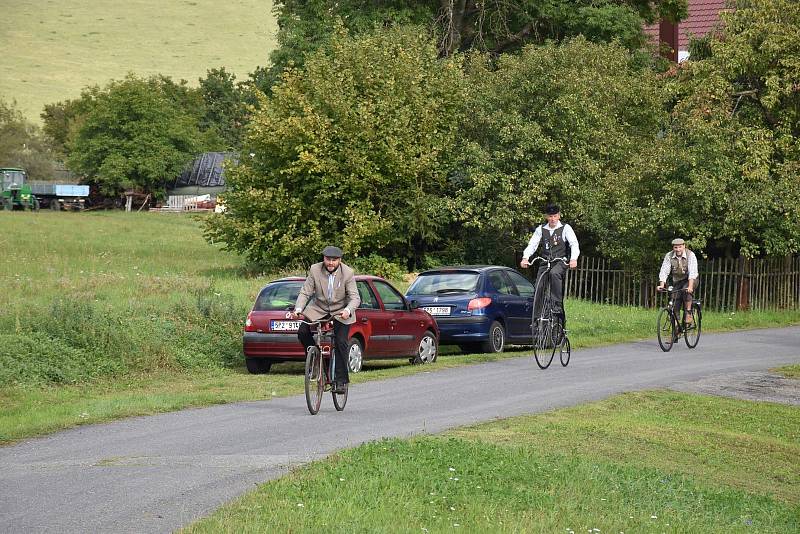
659, 250, 698, 282
522, 221, 580, 261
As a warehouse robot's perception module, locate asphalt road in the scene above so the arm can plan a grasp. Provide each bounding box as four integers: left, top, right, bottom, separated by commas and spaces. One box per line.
2, 326, 799, 533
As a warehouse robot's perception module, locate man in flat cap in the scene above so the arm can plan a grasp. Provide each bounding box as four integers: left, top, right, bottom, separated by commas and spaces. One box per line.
289, 245, 360, 393
658, 238, 699, 325
520, 203, 580, 328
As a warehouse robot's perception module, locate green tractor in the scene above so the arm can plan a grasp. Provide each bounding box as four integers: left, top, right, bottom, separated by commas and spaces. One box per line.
1, 168, 40, 211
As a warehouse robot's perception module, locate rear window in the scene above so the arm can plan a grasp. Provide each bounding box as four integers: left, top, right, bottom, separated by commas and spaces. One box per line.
254, 282, 303, 311
406, 272, 480, 296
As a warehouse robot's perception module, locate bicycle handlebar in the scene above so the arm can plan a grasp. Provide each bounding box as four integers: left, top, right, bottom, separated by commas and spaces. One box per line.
529, 256, 568, 265
285, 313, 343, 324
656, 286, 690, 294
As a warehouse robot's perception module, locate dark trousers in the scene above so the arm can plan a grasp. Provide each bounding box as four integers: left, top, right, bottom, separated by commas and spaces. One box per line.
673, 278, 700, 318
298, 321, 350, 384
536, 261, 567, 323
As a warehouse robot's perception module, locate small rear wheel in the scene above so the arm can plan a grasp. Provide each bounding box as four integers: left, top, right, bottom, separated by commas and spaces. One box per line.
560, 337, 571, 367
684, 303, 702, 348
304, 347, 323, 415
657, 308, 675, 352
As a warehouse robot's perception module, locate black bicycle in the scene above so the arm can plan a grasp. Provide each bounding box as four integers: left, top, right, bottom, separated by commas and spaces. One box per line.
297, 315, 348, 414
530, 256, 571, 369
656, 287, 702, 352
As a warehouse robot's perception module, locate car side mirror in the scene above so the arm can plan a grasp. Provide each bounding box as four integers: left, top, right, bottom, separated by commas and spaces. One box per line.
408, 299, 420, 310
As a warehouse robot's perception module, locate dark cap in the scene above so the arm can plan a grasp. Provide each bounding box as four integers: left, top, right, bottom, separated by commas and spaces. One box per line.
321, 245, 343, 258
543, 203, 560, 215
671, 238, 685, 245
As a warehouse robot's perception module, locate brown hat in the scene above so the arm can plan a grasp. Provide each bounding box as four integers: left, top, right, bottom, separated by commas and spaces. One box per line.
671, 238, 685, 245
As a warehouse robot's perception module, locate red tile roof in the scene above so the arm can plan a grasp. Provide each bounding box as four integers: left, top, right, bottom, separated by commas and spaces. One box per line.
644, 0, 729, 52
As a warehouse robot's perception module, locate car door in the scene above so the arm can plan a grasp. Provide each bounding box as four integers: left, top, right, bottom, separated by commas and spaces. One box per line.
505, 269, 536, 338
356, 280, 393, 356
372, 279, 415, 355
486, 269, 526, 337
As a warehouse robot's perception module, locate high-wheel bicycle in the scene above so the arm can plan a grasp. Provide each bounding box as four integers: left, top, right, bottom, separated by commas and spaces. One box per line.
530, 256, 571, 369
656, 287, 702, 352
297, 315, 348, 414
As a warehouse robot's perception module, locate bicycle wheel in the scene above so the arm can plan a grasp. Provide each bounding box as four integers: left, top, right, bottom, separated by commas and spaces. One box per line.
684, 303, 702, 348
332, 382, 348, 411
656, 308, 675, 352
532, 277, 555, 369
559, 336, 571, 367
304, 347, 323, 415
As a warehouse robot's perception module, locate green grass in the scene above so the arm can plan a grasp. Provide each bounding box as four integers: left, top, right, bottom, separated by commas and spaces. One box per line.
184, 391, 800, 533
1, 211, 798, 444
0, 0, 277, 122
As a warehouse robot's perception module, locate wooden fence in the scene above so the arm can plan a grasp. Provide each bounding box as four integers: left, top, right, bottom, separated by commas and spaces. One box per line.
563, 255, 800, 312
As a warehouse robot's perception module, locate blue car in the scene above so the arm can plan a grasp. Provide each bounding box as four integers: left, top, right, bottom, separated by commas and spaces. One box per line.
405, 265, 536, 353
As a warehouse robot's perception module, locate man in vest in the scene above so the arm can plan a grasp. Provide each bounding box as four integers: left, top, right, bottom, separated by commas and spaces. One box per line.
657, 238, 699, 324
520, 203, 580, 326
288, 245, 360, 394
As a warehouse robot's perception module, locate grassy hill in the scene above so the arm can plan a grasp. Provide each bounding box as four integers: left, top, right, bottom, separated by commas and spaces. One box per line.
0, 0, 277, 122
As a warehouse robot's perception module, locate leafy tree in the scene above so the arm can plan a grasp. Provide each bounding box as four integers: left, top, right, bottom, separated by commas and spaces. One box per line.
0, 98, 57, 180
198, 67, 251, 149
654, 0, 800, 258
452, 38, 669, 265
262, 0, 687, 89
205, 27, 466, 269
66, 75, 210, 197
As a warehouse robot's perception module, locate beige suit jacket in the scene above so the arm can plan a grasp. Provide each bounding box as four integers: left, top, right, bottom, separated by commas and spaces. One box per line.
294, 262, 360, 325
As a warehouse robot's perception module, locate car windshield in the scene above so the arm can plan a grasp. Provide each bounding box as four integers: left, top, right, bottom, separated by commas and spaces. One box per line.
407, 272, 480, 295
254, 281, 303, 311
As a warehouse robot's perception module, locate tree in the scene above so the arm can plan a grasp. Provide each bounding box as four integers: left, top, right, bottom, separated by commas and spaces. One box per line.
0, 98, 57, 180
198, 67, 251, 150
205, 27, 466, 269
66, 75, 210, 197
656, 0, 800, 258
451, 38, 669, 265
262, 0, 687, 90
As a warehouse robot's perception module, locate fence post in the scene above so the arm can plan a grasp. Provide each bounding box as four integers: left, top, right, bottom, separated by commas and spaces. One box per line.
736, 257, 751, 311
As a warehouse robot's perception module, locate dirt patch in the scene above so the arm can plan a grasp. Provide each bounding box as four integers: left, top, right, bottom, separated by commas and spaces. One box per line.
672, 371, 800, 405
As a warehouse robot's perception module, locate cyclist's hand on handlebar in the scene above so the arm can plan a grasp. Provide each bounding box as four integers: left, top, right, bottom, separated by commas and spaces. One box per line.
520, 258, 530, 269
568, 259, 577, 269
339, 308, 351, 320
286, 311, 303, 320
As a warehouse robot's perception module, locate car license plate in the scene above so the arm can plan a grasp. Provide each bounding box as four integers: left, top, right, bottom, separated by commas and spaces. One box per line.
423, 306, 451, 316
270, 320, 300, 331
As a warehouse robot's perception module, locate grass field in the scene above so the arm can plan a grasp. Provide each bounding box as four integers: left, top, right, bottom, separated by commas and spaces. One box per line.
0, 0, 277, 122
1, 211, 798, 444
184, 390, 800, 532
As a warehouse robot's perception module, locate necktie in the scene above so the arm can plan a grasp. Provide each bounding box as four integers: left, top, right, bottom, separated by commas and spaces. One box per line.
328, 273, 334, 301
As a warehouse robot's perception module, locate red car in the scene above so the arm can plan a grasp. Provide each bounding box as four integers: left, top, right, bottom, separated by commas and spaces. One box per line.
243, 275, 439, 373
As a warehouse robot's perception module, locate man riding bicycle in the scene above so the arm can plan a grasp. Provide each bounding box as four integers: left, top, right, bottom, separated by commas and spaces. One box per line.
288, 245, 360, 394
520, 203, 580, 327
657, 238, 699, 325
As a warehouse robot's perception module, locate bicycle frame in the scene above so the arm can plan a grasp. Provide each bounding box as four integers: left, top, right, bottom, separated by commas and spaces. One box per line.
529, 256, 571, 369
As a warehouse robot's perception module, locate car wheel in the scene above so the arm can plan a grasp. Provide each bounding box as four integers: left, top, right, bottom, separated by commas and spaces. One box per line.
413, 332, 437, 364
347, 338, 364, 373
245, 357, 272, 374
481, 321, 505, 353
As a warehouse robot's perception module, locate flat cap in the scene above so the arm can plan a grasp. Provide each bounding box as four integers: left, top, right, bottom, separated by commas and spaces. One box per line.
321, 245, 343, 258
671, 238, 685, 245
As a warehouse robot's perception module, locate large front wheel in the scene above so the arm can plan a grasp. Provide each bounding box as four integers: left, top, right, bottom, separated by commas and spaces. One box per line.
657, 308, 675, 352
684, 303, 702, 348
304, 347, 323, 415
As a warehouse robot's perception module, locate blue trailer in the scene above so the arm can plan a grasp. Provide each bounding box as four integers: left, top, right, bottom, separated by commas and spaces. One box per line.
28, 180, 89, 211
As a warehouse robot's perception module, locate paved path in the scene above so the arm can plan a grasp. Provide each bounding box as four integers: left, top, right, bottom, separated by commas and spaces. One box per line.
2, 327, 799, 533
